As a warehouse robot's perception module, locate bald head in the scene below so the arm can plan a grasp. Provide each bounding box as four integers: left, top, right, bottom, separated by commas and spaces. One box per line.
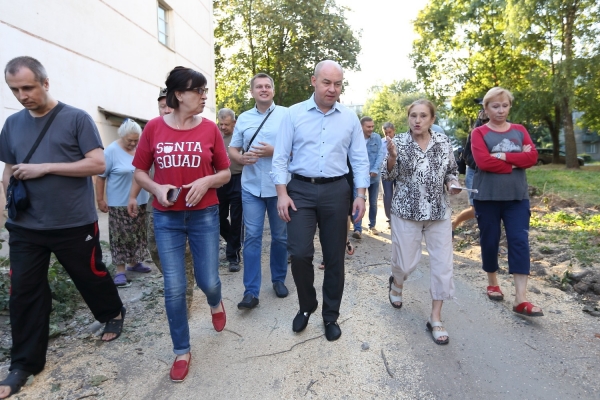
314, 60, 344, 79
311, 60, 344, 112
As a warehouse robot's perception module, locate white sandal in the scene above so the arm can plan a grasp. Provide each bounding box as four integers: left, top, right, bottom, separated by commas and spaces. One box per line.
388, 276, 403, 309
426, 318, 449, 345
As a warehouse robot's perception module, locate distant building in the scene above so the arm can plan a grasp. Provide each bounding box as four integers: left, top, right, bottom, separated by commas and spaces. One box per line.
573, 112, 599, 161
0, 0, 215, 148
343, 103, 364, 115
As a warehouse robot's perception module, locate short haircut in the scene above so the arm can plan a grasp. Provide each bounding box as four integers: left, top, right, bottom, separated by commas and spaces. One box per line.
382, 122, 395, 130
360, 116, 373, 125
250, 73, 274, 89
4, 56, 48, 84
164, 66, 207, 109
218, 108, 236, 121
483, 87, 514, 108
407, 99, 436, 117
118, 118, 142, 137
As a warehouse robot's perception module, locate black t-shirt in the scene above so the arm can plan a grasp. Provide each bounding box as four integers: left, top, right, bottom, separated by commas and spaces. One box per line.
0, 102, 103, 229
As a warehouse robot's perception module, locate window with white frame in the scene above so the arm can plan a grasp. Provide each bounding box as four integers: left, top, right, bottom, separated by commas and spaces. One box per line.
157, 2, 170, 46
584, 143, 597, 154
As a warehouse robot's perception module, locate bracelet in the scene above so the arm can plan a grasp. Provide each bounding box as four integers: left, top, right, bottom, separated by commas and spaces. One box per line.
356, 194, 367, 200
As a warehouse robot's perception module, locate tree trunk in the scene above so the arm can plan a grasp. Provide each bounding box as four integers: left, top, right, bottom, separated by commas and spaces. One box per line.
551, 103, 561, 163
561, 1, 580, 169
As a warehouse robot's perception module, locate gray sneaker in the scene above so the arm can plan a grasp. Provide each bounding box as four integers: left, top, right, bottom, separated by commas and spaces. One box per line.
352, 230, 362, 239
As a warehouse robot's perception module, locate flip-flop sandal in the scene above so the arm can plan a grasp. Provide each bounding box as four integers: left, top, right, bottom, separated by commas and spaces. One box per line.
126, 263, 152, 273
101, 306, 126, 341
388, 276, 403, 309
426, 318, 449, 345
0, 369, 32, 398
346, 241, 355, 255
318, 260, 325, 270
113, 273, 132, 288
486, 285, 504, 301
513, 301, 544, 317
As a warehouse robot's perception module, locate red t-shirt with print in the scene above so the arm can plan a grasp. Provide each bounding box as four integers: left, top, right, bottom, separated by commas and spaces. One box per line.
133, 116, 230, 211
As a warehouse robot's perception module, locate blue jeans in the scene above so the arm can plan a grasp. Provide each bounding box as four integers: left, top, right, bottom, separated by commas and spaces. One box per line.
154, 206, 221, 355
474, 199, 531, 275
354, 179, 380, 232
242, 190, 288, 297
382, 179, 396, 221
465, 166, 475, 206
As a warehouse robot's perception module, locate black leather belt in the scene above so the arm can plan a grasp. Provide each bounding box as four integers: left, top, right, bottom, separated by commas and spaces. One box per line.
291, 174, 343, 184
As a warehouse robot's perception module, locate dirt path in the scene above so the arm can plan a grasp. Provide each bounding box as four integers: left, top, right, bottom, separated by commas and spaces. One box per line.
1, 190, 599, 399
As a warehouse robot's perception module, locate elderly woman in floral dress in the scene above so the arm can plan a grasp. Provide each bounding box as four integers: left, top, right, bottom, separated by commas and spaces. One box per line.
96, 119, 151, 288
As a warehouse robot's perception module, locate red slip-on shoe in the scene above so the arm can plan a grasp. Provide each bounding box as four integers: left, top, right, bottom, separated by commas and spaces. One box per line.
211, 300, 226, 332
170, 353, 191, 382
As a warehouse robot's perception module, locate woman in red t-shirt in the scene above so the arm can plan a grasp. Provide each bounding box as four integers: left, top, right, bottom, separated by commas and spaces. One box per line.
133, 67, 231, 383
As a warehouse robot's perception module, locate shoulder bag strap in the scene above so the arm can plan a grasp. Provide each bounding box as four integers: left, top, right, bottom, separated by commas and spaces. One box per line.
245, 108, 274, 153
22, 102, 66, 164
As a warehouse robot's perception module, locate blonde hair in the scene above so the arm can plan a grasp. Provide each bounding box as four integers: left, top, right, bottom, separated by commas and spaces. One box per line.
118, 118, 142, 137
407, 99, 436, 118
482, 87, 514, 108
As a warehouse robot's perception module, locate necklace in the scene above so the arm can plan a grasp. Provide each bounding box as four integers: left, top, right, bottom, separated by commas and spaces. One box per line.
175, 115, 195, 130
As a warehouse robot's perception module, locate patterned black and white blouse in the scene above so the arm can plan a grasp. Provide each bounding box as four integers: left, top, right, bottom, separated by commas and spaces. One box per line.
381, 130, 458, 221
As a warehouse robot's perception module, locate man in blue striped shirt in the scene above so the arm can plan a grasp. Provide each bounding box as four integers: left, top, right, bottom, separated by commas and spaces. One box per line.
271, 60, 369, 342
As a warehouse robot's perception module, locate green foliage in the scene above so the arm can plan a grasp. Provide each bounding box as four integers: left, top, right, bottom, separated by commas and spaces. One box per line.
214, 0, 361, 115
526, 165, 600, 206
412, 0, 600, 167
530, 210, 600, 266
362, 80, 424, 133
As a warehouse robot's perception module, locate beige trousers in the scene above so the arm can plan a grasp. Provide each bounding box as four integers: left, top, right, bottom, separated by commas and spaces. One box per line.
390, 215, 455, 301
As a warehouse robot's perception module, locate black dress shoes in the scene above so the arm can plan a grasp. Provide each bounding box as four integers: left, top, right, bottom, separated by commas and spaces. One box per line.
229, 262, 240, 272
273, 281, 288, 298
237, 294, 259, 310
292, 303, 318, 332
324, 321, 342, 341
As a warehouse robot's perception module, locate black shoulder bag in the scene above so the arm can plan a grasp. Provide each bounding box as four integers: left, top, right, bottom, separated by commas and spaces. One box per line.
245, 108, 274, 153
6, 103, 65, 219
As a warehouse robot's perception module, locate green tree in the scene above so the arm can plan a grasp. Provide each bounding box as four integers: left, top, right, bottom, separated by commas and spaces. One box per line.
362, 80, 424, 134
412, 0, 600, 168
506, 0, 599, 168
214, 0, 361, 115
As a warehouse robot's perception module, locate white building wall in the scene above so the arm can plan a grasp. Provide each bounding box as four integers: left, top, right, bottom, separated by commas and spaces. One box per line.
0, 0, 215, 147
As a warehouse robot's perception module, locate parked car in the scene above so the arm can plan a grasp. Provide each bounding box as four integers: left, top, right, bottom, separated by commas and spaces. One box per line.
536, 148, 585, 166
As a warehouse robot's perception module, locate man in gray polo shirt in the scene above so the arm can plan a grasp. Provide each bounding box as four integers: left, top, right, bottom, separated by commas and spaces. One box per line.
0, 56, 124, 398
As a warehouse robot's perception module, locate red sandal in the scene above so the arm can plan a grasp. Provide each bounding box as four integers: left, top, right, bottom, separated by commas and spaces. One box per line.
486, 286, 504, 301
513, 301, 544, 317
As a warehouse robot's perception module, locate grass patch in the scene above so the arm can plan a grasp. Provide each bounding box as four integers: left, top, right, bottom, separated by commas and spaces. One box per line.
527, 164, 600, 206
531, 211, 600, 266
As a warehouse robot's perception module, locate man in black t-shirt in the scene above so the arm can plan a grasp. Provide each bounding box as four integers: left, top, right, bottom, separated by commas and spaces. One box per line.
0, 56, 124, 399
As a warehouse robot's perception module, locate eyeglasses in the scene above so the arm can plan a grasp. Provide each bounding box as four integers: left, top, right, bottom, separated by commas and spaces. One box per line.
186, 87, 209, 95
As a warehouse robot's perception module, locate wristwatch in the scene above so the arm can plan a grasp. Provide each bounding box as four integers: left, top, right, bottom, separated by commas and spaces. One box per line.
494, 153, 502, 159
356, 194, 367, 200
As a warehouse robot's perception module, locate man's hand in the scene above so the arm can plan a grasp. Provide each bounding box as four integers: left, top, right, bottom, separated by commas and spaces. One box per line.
369, 172, 378, 177
182, 177, 211, 207
250, 142, 274, 158
97, 199, 109, 213
277, 193, 297, 222
127, 198, 138, 218
241, 151, 259, 165
11, 163, 49, 180
352, 198, 366, 223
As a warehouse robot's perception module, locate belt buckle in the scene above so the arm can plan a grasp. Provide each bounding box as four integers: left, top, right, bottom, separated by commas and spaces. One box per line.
310, 178, 316, 184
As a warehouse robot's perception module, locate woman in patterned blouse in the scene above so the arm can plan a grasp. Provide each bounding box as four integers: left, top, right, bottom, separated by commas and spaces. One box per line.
382, 99, 461, 345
